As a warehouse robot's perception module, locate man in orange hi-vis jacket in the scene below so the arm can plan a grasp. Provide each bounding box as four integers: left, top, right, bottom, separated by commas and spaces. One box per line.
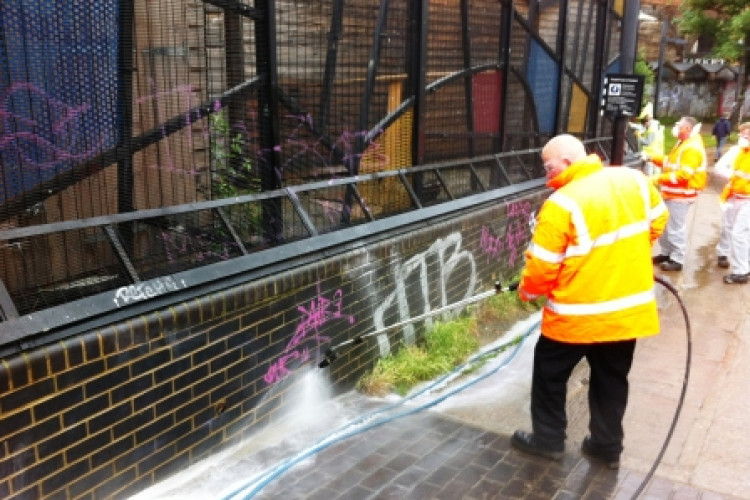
649, 116, 707, 272
510, 134, 668, 469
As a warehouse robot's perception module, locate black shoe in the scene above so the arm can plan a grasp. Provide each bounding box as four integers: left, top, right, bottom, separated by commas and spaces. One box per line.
660, 259, 682, 271
581, 436, 620, 469
723, 273, 749, 284
718, 256, 730, 268
652, 254, 670, 265
511, 430, 564, 461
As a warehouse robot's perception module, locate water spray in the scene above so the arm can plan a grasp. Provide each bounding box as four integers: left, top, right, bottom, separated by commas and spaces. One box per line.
318, 280, 519, 368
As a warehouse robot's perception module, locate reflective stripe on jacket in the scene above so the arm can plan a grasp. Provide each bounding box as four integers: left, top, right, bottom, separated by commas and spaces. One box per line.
652, 134, 707, 200
720, 148, 750, 202
519, 155, 668, 343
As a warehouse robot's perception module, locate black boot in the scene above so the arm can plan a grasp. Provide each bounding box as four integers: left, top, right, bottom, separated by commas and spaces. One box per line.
581, 436, 620, 469
511, 430, 564, 460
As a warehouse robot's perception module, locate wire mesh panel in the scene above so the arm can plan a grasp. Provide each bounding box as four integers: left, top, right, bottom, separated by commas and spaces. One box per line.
0, 0, 623, 321
1, 228, 129, 315
0, 0, 120, 216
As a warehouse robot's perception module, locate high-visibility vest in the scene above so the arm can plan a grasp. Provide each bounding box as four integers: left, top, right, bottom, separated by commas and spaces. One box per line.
652, 134, 707, 200
720, 148, 750, 202
519, 155, 668, 343
638, 120, 664, 158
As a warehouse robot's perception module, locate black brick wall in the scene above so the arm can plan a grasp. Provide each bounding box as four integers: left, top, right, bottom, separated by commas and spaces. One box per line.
0, 190, 546, 499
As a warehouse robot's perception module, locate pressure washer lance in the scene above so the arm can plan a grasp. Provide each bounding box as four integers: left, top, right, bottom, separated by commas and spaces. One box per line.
318, 280, 519, 368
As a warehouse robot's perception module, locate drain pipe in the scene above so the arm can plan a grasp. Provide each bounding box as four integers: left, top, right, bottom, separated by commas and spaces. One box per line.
318, 280, 519, 368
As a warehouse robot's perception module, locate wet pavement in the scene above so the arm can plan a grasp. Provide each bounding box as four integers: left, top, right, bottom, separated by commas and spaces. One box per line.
132, 166, 750, 500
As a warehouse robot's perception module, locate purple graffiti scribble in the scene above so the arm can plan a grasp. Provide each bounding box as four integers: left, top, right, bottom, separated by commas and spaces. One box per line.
505, 200, 533, 219
0, 83, 103, 169
264, 288, 355, 384
160, 231, 234, 263
479, 204, 534, 267
479, 226, 504, 263
504, 218, 528, 267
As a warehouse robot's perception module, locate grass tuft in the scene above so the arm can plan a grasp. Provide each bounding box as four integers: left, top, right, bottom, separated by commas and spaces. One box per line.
356, 282, 544, 397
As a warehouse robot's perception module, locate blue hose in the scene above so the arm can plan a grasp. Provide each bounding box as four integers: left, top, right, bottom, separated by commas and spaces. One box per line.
219, 315, 541, 500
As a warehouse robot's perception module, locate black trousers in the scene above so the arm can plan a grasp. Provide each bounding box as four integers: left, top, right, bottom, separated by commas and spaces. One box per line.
531, 335, 636, 456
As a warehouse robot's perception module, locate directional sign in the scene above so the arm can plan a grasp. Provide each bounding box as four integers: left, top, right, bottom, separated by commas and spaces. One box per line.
601, 74, 645, 117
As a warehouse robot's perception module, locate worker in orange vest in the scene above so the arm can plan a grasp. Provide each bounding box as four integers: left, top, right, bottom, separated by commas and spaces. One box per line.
718, 122, 750, 284
511, 134, 668, 468
648, 116, 707, 271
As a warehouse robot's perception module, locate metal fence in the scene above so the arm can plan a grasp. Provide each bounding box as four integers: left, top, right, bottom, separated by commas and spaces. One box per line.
0, 0, 628, 322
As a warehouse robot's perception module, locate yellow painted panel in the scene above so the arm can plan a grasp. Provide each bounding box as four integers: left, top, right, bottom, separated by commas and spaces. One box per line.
567, 83, 588, 134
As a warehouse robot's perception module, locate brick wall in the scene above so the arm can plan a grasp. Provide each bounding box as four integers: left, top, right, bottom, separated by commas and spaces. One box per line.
0, 189, 546, 500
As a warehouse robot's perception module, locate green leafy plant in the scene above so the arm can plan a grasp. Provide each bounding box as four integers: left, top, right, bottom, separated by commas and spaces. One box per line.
356, 280, 544, 397
210, 110, 260, 199
634, 50, 655, 85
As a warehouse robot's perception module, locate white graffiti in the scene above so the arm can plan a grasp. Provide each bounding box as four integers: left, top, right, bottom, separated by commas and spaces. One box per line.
372, 232, 476, 356
113, 276, 185, 307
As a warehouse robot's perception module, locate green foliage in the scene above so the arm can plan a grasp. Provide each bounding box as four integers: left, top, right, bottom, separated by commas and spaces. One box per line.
357, 316, 480, 396
356, 280, 544, 397
634, 50, 655, 85
210, 111, 260, 199
678, 0, 750, 61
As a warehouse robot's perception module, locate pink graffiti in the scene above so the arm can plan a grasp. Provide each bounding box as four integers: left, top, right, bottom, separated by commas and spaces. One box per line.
0, 83, 103, 169
505, 199, 533, 219
504, 218, 528, 267
160, 231, 233, 263
479, 225, 504, 263
478, 205, 532, 267
264, 288, 355, 384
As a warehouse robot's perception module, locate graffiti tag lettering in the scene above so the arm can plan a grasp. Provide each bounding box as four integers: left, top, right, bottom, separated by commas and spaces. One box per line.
264, 288, 355, 384
372, 232, 476, 356
113, 276, 185, 307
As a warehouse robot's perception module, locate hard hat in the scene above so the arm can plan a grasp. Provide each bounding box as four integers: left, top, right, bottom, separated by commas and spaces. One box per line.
638, 102, 653, 120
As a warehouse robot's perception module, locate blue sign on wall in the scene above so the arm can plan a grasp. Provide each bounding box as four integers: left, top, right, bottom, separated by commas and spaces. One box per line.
0, 0, 119, 204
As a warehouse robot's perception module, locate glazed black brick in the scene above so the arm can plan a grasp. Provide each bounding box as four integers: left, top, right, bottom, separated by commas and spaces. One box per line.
192, 370, 225, 397
134, 413, 174, 444
137, 442, 174, 476
7, 417, 61, 455
114, 441, 154, 472
67, 463, 113, 499
0, 447, 34, 478
62, 393, 109, 428
11, 454, 64, 493
154, 356, 190, 384
92, 468, 136, 500
112, 408, 155, 441
90, 435, 134, 469
0, 408, 31, 436
209, 348, 241, 373
152, 450, 191, 483
169, 331, 207, 358
110, 373, 152, 405
208, 317, 240, 342
89, 401, 132, 435
66, 430, 112, 464
37, 423, 87, 459
130, 349, 171, 377
192, 429, 223, 459
175, 394, 209, 424
83, 365, 129, 399
55, 359, 105, 391
155, 387, 192, 416
133, 380, 172, 412
41, 458, 89, 496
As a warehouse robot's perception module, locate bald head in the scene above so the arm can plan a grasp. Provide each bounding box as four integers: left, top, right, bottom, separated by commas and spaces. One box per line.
542, 134, 587, 164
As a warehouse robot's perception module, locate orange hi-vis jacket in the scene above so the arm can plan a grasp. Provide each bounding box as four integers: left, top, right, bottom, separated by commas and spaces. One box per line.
519, 155, 668, 343
651, 133, 707, 200
720, 147, 750, 202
